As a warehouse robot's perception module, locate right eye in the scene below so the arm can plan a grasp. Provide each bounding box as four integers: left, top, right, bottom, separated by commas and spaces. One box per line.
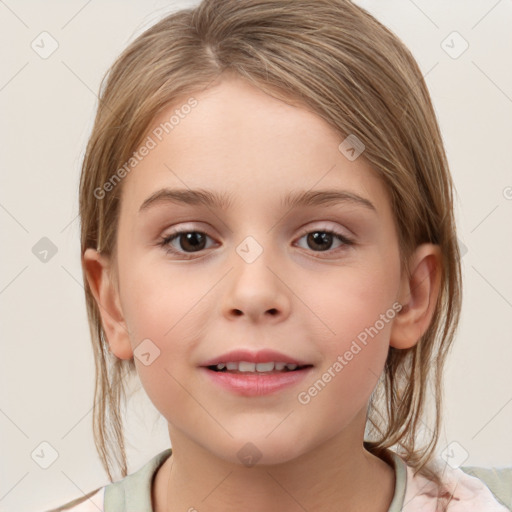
158, 230, 217, 258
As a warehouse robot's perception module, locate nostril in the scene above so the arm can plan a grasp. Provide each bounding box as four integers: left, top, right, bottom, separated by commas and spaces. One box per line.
231, 308, 278, 316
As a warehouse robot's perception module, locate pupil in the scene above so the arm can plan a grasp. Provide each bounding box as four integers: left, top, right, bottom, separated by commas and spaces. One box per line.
181, 232, 206, 252
308, 232, 332, 251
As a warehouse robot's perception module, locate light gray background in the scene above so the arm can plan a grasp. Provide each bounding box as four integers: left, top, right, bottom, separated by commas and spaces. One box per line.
0, 1, 511, 511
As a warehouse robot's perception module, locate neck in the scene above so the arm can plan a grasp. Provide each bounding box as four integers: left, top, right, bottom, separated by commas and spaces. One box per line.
152, 412, 395, 512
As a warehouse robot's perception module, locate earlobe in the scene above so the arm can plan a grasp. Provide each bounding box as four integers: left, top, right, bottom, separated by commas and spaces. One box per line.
390, 244, 442, 350
82, 248, 133, 360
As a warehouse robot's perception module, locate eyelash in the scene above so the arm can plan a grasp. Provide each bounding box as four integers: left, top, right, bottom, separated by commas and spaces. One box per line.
157, 227, 355, 260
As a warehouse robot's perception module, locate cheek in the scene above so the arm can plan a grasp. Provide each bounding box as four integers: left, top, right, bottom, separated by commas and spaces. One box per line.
118, 261, 214, 394
304, 256, 400, 390
295, 275, 397, 435
307, 254, 399, 340
121, 260, 210, 341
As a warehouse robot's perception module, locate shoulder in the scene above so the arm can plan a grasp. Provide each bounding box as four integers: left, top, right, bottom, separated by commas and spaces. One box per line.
45, 487, 105, 511
459, 464, 512, 510
102, 448, 172, 510
403, 459, 512, 511
46, 449, 172, 512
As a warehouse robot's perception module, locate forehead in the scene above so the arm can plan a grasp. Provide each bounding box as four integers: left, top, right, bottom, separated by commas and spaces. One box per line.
119, 75, 391, 217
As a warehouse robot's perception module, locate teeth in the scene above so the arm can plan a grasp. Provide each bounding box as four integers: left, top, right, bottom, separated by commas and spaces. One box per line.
256, 362, 274, 372
214, 361, 302, 372
239, 361, 256, 372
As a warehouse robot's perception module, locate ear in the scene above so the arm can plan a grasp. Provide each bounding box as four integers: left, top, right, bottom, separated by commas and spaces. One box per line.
82, 248, 133, 360
390, 243, 442, 350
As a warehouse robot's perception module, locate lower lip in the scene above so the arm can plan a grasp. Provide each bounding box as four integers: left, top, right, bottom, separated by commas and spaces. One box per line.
200, 367, 313, 396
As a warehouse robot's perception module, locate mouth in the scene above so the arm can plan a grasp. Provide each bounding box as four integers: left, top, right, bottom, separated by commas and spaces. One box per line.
201, 360, 314, 397
206, 361, 314, 374
199, 349, 314, 396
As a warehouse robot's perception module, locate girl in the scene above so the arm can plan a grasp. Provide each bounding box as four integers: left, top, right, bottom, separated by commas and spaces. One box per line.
51, 0, 511, 510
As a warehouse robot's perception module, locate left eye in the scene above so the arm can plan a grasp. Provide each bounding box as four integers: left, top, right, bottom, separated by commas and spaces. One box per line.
295, 229, 353, 253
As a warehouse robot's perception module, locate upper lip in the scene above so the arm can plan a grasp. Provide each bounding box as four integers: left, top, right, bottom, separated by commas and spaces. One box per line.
200, 349, 312, 367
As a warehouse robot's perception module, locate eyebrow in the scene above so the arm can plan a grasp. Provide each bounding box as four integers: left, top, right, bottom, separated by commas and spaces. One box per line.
138, 187, 376, 214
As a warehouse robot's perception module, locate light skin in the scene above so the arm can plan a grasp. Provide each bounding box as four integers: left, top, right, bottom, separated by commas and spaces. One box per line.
84, 75, 441, 511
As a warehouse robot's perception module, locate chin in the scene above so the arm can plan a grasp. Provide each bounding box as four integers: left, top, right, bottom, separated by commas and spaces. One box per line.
210, 435, 307, 468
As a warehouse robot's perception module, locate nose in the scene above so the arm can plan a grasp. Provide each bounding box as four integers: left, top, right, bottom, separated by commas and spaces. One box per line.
221, 242, 291, 324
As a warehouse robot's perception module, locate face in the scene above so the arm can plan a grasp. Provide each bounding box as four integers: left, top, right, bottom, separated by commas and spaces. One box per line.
88, 75, 419, 466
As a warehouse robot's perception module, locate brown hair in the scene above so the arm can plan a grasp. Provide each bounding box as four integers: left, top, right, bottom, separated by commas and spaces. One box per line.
79, 0, 462, 500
